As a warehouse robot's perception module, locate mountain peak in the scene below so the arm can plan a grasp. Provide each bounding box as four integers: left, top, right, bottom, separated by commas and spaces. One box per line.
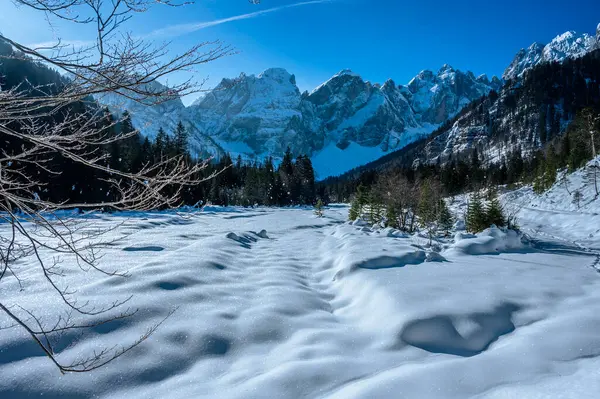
258, 68, 295, 83
438, 64, 455, 74
551, 30, 577, 42
528, 42, 545, 51
476, 74, 490, 85
332, 69, 361, 79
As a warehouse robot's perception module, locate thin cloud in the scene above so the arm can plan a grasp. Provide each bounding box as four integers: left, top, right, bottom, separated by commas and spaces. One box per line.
26, 1, 335, 50
147, 0, 335, 38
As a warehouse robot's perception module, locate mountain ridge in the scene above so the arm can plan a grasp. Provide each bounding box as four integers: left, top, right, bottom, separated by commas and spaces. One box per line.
103, 63, 501, 178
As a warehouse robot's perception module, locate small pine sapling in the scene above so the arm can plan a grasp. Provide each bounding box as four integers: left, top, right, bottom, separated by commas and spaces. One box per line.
314, 198, 324, 217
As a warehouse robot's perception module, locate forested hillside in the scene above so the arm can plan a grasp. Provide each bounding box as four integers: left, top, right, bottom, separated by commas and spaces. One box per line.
321, 49, 600, 202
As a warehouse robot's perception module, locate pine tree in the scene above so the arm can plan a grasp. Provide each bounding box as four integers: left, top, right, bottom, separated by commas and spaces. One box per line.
418, 181, 437, 227
437, 199, 454, 236
174, 121, 188, 156
485, 190, 505, 227
348, 184, 368, 221
466, 192, 486, 233
368, 192, 383, 225
117, 111, 141, 172
386, 205, 400, 228
544, 145, 558, 190
348, 198, 360, 221
154, 127, 167, 161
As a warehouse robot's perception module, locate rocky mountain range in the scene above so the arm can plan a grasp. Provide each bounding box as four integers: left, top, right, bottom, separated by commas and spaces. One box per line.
337, 40, 600, 181
58, 22, 593, 178
106, 64, 502, 177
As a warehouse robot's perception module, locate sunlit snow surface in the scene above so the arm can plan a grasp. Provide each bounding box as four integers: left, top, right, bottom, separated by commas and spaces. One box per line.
1, 199, 600, 398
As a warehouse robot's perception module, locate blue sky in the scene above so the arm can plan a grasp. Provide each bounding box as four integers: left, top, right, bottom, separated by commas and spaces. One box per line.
1, 0, 598, 105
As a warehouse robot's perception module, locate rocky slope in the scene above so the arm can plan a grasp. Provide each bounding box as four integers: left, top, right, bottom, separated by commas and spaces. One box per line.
338, 47, 600, 180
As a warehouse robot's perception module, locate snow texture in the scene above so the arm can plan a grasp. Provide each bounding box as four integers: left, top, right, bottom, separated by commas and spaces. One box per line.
2, 190, 600, 398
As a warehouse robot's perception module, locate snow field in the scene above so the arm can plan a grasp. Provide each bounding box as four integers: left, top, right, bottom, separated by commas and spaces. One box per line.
1, 201, 600, 398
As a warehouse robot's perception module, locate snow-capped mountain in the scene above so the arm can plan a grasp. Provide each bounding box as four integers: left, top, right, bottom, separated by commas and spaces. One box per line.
503, 24, 600, 80
93, 23, 599, 179
403, 65, 502, 125
187, 68, 319, 157
356, 42, 600, 177
99, 65, 500, 178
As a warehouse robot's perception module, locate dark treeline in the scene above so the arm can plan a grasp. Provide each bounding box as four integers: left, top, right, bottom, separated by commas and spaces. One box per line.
1, 38, 320, 210
30, 110, 319, 208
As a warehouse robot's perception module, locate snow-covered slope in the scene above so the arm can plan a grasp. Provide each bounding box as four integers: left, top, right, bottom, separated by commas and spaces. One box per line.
503, 24, 600, 80
502, 157, 600, 249
187, 68, 315, 156
2, 201, 600, 398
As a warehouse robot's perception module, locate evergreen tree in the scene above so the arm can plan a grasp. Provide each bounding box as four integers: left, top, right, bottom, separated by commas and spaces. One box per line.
348, 198, 360, 221
485, 190, 505, 227
348, 184, 368, 221
386, 205, 400, 229
438, 199, 454, 236
466, 192, 486, 233
418, 180, 437, 227
154, 127, 168, 161
368, 191, 383, 225
174, 121, 188, 156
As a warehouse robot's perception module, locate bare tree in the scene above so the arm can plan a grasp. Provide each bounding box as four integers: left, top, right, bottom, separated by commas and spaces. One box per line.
374, 171, 418, 232
0, 0, 246, 374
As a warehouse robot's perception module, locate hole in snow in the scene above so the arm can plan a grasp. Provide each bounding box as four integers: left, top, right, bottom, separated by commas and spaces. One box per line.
400, 303, 521, 357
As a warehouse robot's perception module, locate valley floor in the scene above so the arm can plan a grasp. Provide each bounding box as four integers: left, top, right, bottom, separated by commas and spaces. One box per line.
1, 201, 600, 398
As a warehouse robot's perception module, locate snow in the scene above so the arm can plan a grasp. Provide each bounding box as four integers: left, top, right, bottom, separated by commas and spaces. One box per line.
2, 171, 600, 398
501, 157, 600, 250
504, 23, 599, 80
448, 227, 525, 256
0, 158, 600, 399
311, 124, 435, 180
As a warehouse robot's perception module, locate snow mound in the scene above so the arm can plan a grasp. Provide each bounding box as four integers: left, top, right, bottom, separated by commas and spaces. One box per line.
448, 227, 526, 256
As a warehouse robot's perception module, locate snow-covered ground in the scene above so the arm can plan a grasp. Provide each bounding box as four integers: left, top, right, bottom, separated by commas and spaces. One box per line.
2, 184, 600, 398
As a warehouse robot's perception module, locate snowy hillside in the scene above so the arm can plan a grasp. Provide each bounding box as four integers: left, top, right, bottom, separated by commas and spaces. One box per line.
502, 157, 600, 249
2, 200, 600, 398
